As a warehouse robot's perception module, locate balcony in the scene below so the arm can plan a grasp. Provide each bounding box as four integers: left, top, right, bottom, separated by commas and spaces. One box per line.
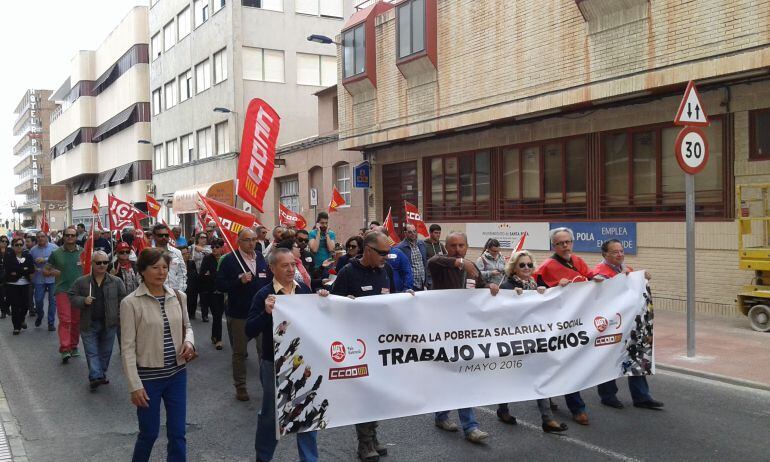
14, 156, 32, 175
51, 142, 98, 184
15, 179, 34, 195
49, 97, 95, 146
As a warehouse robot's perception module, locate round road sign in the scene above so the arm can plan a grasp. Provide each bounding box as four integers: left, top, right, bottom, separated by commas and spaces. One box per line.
675, 127, 709, 175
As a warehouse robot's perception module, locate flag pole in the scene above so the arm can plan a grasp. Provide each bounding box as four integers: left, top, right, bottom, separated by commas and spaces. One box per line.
89, 216, 94, 298
198, 193, 248, 275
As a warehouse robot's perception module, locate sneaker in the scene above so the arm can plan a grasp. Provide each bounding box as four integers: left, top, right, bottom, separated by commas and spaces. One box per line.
61, 351, 71, 364
48, 325, 56, 331
70, 348, 80, 357
373, 436, 388, 456
465, 428, 489, 444
434, 419, 459, 432
357, 441, 380, 462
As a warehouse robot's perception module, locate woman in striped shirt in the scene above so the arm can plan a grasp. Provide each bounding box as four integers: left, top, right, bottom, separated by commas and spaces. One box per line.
120, 248, 195, 462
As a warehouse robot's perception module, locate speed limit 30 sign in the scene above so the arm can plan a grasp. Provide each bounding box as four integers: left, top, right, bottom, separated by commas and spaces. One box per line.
675, 126, 709, 175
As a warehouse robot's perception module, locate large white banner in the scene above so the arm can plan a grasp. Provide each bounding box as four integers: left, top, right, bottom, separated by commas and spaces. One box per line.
466, 222, 551, 249
272, 271, 653, 436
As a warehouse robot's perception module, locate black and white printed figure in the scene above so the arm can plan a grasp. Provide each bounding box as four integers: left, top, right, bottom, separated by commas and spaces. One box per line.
622, 288, 654, 375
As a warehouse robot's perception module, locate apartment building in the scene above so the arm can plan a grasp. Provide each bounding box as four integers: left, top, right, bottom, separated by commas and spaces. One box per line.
148, 0, 353, 234
49, 6, 152, 226
337, 0, 770, 317
12, 89, 66, 228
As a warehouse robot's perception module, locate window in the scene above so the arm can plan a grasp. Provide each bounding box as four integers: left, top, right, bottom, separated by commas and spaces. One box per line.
296, 53, 336, 86
213, 48, 228, 84
195, 59, 211, 93
151, 33, 162, 60
334, 163, 351, 205
197, 127, 212, 159
180, 133, 194, 163
602, 120, 725, 218
154, 144, 165, 170
343, 25, 365, 79
194, 0, 209, 28
242, 47, 284, 82
750, 109, 770, 160
426, 151, 490, 220
178, 7, 191, 39
500, 137, 587, 219
242, 0, 282, 12
164, 80, 176, 109
163, 20, 176, 51
178, 70, 192, 102
166, 139, 179, 167
215, 121, 229, 155
279, 177, 299, 212
152, 88, 162, 115
296, 0, 342, 17
397, 0, 425, 59
213, 0, 226, 13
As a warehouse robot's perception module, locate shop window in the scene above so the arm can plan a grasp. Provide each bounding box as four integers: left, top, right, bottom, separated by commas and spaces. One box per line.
425, 151, 491, 220
750, 109, 770, 160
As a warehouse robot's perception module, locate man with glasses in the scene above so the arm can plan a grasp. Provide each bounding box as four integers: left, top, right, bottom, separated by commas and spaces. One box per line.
396, 224, 428, 291
427, 232, 497, 445
331, 231, 394, 462
216, 228, 272, 402
255, 225, 269, 254
75, 223, 88, 248
68, 250, 127, 390
30, 231, 58, 330
534, 227, 604, 426
152, 223, 186, 292
47, 226, 84, 363
295, 229, 314, 276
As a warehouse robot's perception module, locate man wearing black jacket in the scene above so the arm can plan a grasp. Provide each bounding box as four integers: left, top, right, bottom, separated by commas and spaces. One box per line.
246, 248, 327, 462
216, 228, 272, 402
330, 231, 392, 462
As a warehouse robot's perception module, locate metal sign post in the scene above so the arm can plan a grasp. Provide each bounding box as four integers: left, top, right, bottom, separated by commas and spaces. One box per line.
674, 81, 710, 358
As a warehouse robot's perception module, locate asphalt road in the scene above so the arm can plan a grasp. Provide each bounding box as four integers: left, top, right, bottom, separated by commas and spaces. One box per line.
0, 314, 768, 462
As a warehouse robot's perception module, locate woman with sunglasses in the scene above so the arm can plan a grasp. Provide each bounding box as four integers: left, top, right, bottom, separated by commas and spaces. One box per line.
111, 242, 140, 294
198, 238, 226, 349
0, 237, 10, 319
336, 236, 364, 273
496, 250, 568, 434
5, 237, 35, 334
187, 232, 212, 321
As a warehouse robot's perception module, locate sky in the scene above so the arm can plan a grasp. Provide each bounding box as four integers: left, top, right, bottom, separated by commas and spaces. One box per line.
0, 0, 144, 221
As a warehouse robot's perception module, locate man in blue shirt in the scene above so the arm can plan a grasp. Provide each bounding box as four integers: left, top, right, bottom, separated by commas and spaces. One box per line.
308, 212, 336, 271
30, 231, 58, 330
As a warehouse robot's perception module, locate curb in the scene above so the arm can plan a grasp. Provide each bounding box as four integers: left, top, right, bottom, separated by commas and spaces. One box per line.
657, 363, 770, 392
0, 380, 28, 462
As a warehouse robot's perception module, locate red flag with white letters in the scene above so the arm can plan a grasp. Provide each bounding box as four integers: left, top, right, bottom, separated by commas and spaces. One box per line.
279, 203, 307, 229
237, 98, 281, 213
146, 194, 161, 218
198, 194, 260, 250
109, 194, 149, 231
403, 201, 428, 237
383, 207, 401, 245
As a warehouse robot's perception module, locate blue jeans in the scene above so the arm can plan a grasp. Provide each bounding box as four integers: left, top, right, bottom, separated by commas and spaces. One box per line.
435, 408, 479, 435
80, 320, 117, 381
133, 369, 187, 462
565, 392, 585, 415
34, 282, 56, 326
256, 360, 318, 462
597, 376, 652, 404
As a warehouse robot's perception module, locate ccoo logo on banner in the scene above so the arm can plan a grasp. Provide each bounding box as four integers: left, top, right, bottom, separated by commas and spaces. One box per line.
272, 272, 654, 437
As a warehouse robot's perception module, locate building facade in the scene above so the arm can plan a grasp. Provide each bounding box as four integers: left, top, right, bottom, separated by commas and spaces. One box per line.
338, 0, 770, 317
49, 6, 152, 226
148, 0, 353, 235
261, 85, 365, 240
12, 89, 66, 228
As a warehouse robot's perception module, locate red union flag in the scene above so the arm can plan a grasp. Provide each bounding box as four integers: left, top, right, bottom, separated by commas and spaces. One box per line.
109, 194, 149, 231
91, 196, 100, 215
80, 222, 95, 275
279, 203, 307, 229
403, 201, 428, 237
198, 194, 259, 248
383, 207, 401, 245
40, 212, 50, 234
328, 186, 346, 212
237, 98, 281, 213
146, 194, 161, 218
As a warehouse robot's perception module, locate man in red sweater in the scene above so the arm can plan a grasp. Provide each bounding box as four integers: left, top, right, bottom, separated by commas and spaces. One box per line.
534, 227, 604, 426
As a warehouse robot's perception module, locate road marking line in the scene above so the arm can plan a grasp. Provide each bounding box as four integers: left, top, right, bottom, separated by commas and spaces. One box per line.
477, 407, 642, 462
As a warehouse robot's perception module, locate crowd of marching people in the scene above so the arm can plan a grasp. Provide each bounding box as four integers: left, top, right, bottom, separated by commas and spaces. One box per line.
0, 214, 663, 462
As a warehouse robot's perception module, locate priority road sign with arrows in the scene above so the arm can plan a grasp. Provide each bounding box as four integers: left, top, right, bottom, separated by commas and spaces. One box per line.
674, 81, 709, 126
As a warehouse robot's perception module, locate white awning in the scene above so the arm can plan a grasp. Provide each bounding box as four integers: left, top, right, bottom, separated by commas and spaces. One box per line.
172, 179, 234, 214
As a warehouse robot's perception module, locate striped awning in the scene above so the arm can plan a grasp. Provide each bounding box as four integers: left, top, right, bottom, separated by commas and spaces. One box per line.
110, 163, 133, 184
93, 105, 135, 142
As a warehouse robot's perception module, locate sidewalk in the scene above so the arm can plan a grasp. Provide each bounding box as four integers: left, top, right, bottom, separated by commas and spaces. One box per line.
654, 309, 770, 390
